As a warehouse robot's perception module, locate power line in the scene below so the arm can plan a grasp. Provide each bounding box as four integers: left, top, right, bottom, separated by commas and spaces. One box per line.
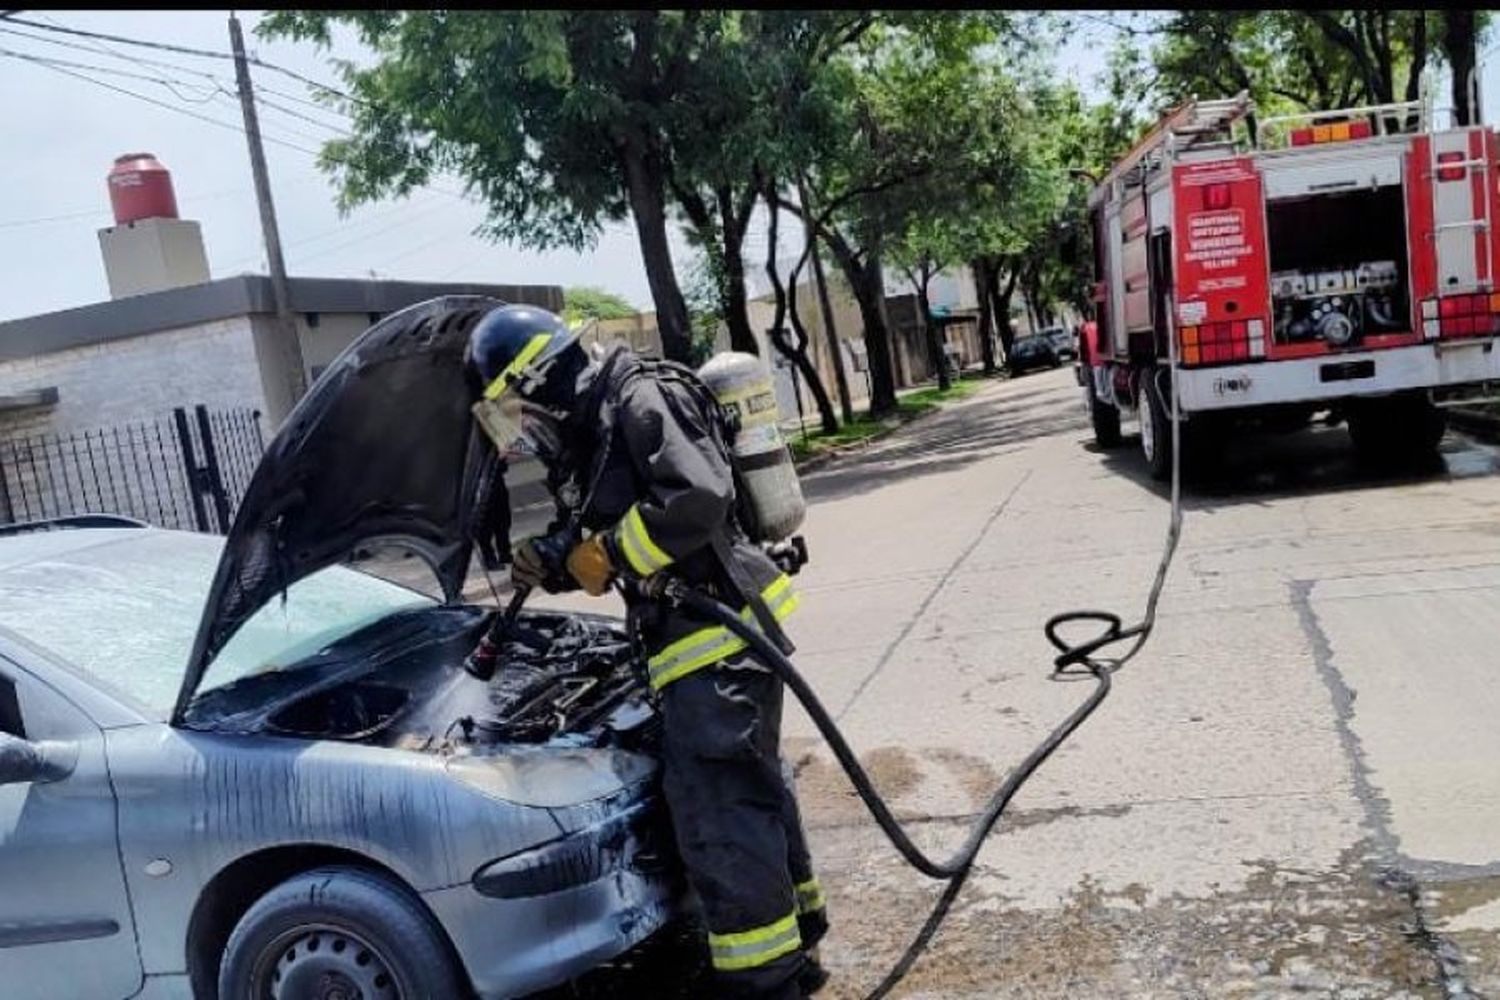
1, 19, 360, 136
3, 14, 367, 106
0, 45, 220, 102
0, 188, 245, 230
9, 53, 324, 156
255, 86, 352, 135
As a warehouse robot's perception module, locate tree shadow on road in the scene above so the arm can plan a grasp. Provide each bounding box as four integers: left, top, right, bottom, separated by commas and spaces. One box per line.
801, 383, 1089, 506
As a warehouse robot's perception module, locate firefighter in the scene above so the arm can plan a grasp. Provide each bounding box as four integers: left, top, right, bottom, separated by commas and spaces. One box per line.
466, 304, 829, 999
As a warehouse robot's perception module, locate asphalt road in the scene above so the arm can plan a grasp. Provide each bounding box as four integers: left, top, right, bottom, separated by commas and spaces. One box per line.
529, 365, 1500, 998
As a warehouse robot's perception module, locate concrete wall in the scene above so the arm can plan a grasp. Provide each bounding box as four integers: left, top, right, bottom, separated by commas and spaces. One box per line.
0, 316, 267, 440
98, 217, 211, 299
0, 318, 267, 528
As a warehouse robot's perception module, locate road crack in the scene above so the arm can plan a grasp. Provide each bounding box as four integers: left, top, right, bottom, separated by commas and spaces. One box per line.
832, 468, 1033, 721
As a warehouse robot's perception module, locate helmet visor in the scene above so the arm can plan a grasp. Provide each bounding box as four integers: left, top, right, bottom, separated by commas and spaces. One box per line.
471, 393, 527, 453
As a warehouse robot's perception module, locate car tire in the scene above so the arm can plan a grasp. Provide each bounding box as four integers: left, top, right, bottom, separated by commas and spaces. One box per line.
1138, 372, 1173, 482
218, 866, 466, 1000
1089, 389, 1122, 448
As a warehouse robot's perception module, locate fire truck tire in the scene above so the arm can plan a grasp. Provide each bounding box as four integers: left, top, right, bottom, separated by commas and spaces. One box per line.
1348, 394, 1447, 466
1090, 391, 1122, 448
1138, 376, 1172, 482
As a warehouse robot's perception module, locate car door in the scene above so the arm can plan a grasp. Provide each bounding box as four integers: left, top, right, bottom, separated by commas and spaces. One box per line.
0, 658, 143, 999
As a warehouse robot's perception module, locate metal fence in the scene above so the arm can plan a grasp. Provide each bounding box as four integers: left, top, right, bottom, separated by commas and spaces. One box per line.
0, 405, 264, 534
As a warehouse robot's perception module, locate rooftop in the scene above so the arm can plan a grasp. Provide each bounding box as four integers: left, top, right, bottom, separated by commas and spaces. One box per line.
0, 274, 562, 363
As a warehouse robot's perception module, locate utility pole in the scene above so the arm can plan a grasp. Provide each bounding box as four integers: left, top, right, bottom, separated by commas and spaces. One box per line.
799, 178, 853, 424
229, 12, 307, 426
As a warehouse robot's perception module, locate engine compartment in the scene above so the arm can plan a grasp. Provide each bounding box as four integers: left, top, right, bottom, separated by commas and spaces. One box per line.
191, 606, 658, 755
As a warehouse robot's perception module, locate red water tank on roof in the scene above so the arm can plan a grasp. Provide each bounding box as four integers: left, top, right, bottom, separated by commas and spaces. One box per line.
107, 153, 179, 225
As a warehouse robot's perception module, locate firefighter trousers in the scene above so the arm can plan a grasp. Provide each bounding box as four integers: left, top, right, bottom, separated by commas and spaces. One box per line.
660, 653, 828, 998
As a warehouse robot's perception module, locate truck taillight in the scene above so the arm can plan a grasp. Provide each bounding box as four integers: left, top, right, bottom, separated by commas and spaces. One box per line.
1289, 121, 1372, 147
1179, 319, 1265, 366
1425, 294, 1500, 338
1202, 183, 1232, 211
1437, 151, 1466, 182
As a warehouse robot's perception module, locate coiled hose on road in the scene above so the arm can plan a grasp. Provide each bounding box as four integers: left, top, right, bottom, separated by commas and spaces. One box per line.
661, 364, 1186, 998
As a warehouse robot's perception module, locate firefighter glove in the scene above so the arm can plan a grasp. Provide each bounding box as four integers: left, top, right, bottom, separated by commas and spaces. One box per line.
511, 526, 579, 594
566, 534, 616, 596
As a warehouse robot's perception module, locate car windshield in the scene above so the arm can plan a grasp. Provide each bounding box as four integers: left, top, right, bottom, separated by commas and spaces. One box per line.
0, 530, 435, 716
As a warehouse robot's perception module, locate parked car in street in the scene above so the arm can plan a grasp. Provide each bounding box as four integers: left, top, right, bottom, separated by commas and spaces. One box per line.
1008, 333, 1063, 375
0, 296, 681, 1000
1040, 325, 1078, 362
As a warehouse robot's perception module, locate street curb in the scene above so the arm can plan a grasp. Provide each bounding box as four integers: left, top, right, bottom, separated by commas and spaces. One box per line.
1448, 405, 1500, 441
790, 378, 1003, 474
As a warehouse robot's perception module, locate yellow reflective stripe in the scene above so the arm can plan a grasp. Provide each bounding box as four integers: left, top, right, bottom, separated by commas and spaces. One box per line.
649, 630, 747, 689
482, 333, 552, 400
647, 575, 799, 689
616, 518, 654, 577
795, 878, 825, 914
616, 505, 672, 576
709, 911, 801, 971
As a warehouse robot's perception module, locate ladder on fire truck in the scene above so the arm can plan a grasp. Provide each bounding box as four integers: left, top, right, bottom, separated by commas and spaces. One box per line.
1091, 91, 1254, 203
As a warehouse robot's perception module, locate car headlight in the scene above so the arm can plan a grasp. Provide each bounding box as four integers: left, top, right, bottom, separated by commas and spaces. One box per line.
444, 748, 655, 808
472, 798, 672, 898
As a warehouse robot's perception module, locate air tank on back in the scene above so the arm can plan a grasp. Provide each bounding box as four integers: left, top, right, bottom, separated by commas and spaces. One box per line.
697, 351, 806, 541
107, 153, 180, 224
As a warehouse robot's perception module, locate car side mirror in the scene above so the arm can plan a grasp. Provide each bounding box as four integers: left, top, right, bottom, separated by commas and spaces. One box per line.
0, 732, 77, 786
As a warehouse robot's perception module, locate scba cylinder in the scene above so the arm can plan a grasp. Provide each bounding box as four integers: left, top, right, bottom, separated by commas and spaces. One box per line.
696, 352, 806, 541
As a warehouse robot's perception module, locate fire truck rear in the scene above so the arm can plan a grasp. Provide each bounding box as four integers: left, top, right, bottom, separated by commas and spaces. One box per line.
1080, 89, 1500, 479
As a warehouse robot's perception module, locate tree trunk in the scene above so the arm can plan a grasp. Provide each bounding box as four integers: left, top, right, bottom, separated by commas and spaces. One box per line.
821, 229, 898, 415
913, 266, 950, 391
764, 193, 837, 435
972, 258, 998, 375
1444, 10, 1478, 126
786, 254, 839, 434
801, 178, 854, 424
717, 185, 759, 355
620, 135, 693, 362
990, 265, 1019, 364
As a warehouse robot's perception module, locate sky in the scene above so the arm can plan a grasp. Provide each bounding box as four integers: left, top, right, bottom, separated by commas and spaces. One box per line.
18, 11, 1473, 323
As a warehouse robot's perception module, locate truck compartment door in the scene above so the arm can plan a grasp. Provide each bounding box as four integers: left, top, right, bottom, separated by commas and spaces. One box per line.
1426, 129, 1491, 294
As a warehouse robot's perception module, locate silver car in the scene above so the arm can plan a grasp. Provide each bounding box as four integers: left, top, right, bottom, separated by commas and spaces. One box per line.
0, 297, 681, 1000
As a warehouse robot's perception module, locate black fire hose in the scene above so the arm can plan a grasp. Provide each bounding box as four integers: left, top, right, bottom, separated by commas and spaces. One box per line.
660, 582, 1116, 997
651, 363, 1186, 997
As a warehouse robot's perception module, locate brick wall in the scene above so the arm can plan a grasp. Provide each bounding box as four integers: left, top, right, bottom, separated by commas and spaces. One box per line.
0, 319, 268, 528
0, 316, 268, 440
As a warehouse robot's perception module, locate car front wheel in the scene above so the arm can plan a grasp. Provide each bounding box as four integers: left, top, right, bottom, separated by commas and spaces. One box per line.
218, 866, 466, 1000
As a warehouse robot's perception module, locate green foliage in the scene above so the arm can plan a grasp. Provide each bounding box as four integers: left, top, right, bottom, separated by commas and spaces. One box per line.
561, 286, 636, 326
680, 255, 725, 367
1147, 11, 1493, 125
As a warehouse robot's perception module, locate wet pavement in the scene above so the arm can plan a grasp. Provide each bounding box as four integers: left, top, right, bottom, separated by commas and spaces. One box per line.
519, 367, 1500, 997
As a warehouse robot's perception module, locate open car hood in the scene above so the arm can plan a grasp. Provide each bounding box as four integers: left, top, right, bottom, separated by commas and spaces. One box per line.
172, 296, 506, 723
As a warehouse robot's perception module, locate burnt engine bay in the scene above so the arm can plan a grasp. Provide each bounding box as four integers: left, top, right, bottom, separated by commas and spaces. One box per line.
185, 606, 658, 753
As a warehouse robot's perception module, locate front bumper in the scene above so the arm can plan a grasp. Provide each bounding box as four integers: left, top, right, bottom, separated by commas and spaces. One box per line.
1178, 337, 1500, 412
425, 795, 682, 999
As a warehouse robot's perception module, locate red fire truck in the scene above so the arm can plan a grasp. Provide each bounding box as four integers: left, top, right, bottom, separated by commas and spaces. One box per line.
1080, 90, 1500, 479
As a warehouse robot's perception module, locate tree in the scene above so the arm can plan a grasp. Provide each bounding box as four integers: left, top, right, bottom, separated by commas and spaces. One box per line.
783, 13, 1019, 413
763, 195, 838, 433
1148, 11, 1492, 133
561, 286, 636, 327
260, 11, 722, 362
661, 13, 879, 358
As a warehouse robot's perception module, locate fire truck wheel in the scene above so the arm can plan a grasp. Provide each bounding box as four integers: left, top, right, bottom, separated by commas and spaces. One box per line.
1090, 391, 1122, 448
1138, 376, 1173, 482
1348, 394, 1447, 467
